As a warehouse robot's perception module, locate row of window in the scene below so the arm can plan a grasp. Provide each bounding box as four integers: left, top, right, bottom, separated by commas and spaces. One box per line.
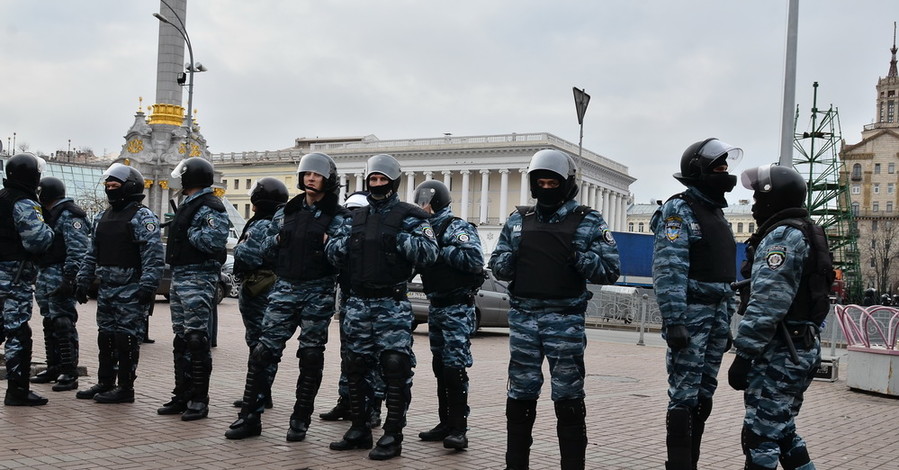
850, 162, 897, 180
628, 221, 755, 233
851, 202, 895, 213
851, 183, 896, 194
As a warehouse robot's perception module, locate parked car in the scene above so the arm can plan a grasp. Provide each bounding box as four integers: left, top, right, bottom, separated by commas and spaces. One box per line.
408, 268, 510, 332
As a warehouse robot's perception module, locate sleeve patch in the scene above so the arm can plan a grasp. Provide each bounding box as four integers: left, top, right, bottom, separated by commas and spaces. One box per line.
423, 225, 435, 239
72, 220, 83, 230
602, 229, 616, 245
764, 245, 787, 270
664, 216, 683, 241
457, 233, 470, 243
206, 215, 217, 228
145, 222, 158, 233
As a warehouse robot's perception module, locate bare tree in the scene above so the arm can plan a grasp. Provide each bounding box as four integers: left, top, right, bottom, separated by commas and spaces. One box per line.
73, 188, 108, 222
866, 220, 899, 294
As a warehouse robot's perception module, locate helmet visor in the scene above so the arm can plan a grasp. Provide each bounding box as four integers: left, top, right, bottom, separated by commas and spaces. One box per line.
413, 186, 436, 208
169, 159, 188, 189
741, 164, 774, 192
247, 179, 263, 198
103, 163, 133, 183
699, 139, 743, 171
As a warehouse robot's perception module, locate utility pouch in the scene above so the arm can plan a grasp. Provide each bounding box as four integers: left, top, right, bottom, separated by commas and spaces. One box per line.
243, 269, 276, 298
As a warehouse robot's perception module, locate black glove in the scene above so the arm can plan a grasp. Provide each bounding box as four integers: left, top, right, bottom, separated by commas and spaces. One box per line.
51, 277, 76, 298
75, 285, 89, 304
728, 355, 752, 390
725, 330, 734, 352
135, 287, 156, 306
665, 324, 690, 350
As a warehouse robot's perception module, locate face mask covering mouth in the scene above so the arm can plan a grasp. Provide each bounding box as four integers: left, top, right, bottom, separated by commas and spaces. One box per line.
369, 183, 392, 197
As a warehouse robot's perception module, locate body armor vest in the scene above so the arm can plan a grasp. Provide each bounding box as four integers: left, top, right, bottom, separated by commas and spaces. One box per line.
166, 193, 227, 266
419, 217, 484, 294
511, 205, 589, 299
95, 204, 142, 268
0, 188, 29, 261
348, 202, 425, 289
670, 193, 736, 283
232, 216, 273, 275
274, 204, 336, 281
38, 200, 87, 267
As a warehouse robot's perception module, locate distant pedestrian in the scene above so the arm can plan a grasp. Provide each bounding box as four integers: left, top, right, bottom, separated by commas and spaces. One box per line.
489, 149, 620, 470
650, 138, 743, 470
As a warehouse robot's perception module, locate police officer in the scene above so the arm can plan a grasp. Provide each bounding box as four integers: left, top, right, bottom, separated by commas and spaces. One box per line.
0, 153, 55, 406
31, 177, 90, 392
74, 163, 164, 403
412, 180, 484, 450
320, 191, 384, 428
728, 164, 822, 470
326, 154, 438, 460
229, 177, 289, 411
156, 157, 229, 421
650, 138, 743, 470
488, 149, 620, 470
226, 153, 349, 442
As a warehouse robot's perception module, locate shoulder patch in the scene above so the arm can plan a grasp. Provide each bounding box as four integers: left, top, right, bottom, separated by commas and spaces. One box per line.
664, 216, 683, 242
72, 220, 83, 230
206, 215, 217, 228
602, 229, 616, 245
764, 245, 787, 270
457, 232, 470, 243
145, 221, 158, 233
423, 224, 435, 239
34, 205, 45, 222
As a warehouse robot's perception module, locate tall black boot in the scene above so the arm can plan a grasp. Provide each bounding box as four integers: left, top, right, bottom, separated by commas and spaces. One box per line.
505, 398, 537, 470
76, 332, 115, 399
51, 316, 78, 392
95, 334, 138, 403
320, 395, 350, 421
419, 357, 449, 441
691, 397, 713, 470
330, 353, 373, 451
556, 398, 587, 470
30, 317, 58, 384
225, 345, 273, 440
369, 351, 411, 461
182, 331, 211, 421
443, 366, 469, 450
157, 335, 190, 414
5, 326, 48, 407
287, 347, 324, 442
666, 406, 693, 470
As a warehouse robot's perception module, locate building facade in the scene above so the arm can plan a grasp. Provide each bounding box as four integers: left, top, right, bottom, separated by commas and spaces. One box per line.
626, 200, 756, 241
211, 132, 635, 254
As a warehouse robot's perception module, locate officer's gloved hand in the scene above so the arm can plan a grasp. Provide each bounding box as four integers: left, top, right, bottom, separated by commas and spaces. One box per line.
728, 355, 752, 390
665, 324, 690, 350
74, 285, 89, 304
51, 277, 76, 298
135, 286, 156, 306
725, 330, 734, 352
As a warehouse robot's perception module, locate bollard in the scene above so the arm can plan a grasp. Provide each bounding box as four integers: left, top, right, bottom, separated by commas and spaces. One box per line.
637, 294, 648, 346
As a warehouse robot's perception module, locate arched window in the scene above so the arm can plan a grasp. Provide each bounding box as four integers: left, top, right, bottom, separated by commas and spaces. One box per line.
851, 163, 862, 181
628, 222, 634, 232
737, 222, 744, 233
638, 222, 645, 233
851, 202, 859, 216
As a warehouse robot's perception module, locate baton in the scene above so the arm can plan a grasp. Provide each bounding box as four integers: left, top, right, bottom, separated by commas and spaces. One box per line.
778, 322, 800, 364
11, 259, 27, 285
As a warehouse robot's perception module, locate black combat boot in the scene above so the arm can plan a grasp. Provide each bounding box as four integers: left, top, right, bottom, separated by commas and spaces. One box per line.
157, 335, 190, 414
320, 395, 350, 421
95, 334, 138, 404
51, 317, 78, 392
419, 358, 449, 441
665, 406, 693, 470
443, 366, 469, 450
691, 397, 713, 470
181, 331, 211, 421
367, 398, 382, 428
368, 352, 410, 461
226, 412, 262, 440
330, 354, 374, 451
225, 345, 274, 439
5, 351, 48, 407
556, 398, 587, 470
76, 332, 115, 399
30, 317, 58, 384
286, 348, 324, 442
505, 398, 537, 470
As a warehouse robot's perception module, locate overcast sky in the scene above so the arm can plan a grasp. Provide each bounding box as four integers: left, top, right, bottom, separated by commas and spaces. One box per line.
1, 1, 896, 204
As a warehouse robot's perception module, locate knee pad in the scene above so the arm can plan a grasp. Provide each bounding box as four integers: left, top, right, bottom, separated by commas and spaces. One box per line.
52, 316, 74, 333
249, 344, 274, 367
344, 352, 368, 376
298, 347, 325, 370
186, 331, 209, 352
666, 406, 692, 436
380, 350, 412, 380
43, 316, 54, 330
554, 398, 586, 423
778, 434, 811, 470
694, 396, 713, 423
7, 323, 32, 342
741, 425, 770, 455
506, 398, 538, 426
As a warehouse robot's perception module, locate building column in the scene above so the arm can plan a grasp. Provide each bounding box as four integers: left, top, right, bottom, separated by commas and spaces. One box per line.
583, 182, 593, 207
479, 169, 490, 224
609, 192, 618, 230
601, 188, 609, 220
405, 171, 416, 202
619, 196, 628, 231
499, 169, 510, 224
460, 170, 471, 220
423, 171, 433, 181
354, 173, 364, 193
519, 168, 529, 205
442, 170, 452, 187
339, 174, 348, 202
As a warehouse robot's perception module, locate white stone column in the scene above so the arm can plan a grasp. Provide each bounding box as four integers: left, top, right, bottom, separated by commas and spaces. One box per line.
499, 169, 510, 224
354, 173, 364, 193
583, 182, 593, 207
442, 170, 452, 187
609, 192, 619, 230
601, 188, 609, 220
460, 170, 471, 220
405, 171, 416, 202
479, 169, 490, 224
424, 171, 433, 181
619, 196, 628, 231
339, 174, 348, 202
519, 169, 529, 205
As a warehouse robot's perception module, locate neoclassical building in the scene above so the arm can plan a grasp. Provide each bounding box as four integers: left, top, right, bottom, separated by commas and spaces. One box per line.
626, 200, 756, 241
210, 132, 634, 254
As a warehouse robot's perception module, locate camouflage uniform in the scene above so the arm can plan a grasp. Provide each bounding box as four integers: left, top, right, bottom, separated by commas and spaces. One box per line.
733, 224, 820, 470
0, 190, 54, 404
326, 192, 438, 458
417, 206, 483, 445
165, 187, 230, 418
651, 187, 736, 469
489, 198, 619, 469
33, 197, 91, 390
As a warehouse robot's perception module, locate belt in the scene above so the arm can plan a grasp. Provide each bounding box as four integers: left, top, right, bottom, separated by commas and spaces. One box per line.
351, 284, 408, 300
429, 293, 475, 308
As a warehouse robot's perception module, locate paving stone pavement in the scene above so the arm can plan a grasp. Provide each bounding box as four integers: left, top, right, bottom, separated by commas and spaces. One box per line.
1, 297, 897, 469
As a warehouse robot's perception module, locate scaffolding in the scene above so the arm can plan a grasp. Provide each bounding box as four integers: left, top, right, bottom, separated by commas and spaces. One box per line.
792, 82, 862, 302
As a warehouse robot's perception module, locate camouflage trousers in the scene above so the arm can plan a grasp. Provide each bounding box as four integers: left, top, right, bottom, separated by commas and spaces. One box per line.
742, 337, 820, 469
665, 301, 731, 409
335, 295, 385, 400
427, 303, 475, 369
96, 281, 149, 339
238, 284, 272, 350
35, 265, 78, 322
1, 269, 37, 382
507, 308, 586, 401
170, 268, 218, 336
258, 278, 336, 361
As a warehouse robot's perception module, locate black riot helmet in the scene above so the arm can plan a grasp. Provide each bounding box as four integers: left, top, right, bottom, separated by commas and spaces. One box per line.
170, 157, 214, 190
248, 177, 289, 214
297, 152, 339, 195
741, 163, 807, 224
364, 154, 402, 197
527, 149, 579, 205
38, 176, 66, 207
103, 162, 145, 206
413, 180, 452, 212
3, 152, 46, 194
674, 138, 743, 195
